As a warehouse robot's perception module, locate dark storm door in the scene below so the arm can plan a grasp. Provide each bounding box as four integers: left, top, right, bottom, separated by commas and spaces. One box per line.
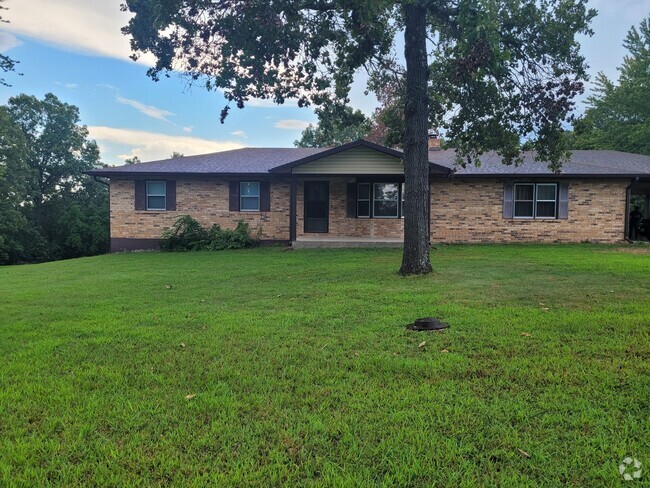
304, 181, 329, 233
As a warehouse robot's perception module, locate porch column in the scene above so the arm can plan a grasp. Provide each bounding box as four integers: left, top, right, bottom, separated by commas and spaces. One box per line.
290, 174, 297, 242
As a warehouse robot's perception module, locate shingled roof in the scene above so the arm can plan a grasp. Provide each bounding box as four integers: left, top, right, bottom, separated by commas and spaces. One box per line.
87, 140, 650, 178
429, 150, 650, 177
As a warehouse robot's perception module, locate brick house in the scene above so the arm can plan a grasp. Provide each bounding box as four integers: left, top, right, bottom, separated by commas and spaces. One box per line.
87, 139, 650, 251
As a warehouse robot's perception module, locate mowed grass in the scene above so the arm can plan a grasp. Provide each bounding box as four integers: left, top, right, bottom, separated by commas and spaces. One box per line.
0, 245, 648, 487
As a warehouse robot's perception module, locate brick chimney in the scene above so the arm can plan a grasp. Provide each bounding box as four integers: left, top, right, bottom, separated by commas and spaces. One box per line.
428, 129, 441, 150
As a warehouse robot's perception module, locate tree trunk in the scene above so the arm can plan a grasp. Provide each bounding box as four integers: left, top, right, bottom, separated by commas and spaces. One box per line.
400, 1, 432, 275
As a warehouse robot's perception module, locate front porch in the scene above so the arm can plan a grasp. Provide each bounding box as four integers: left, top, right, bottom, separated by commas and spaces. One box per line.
292, 236, 403, 249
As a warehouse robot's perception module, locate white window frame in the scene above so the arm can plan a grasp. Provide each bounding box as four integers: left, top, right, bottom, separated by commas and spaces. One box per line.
373, 182, 400, 219
401, 183, 405, 219
357, 183, 371, 218
240, 181, 260, 212
146, 180, 166, 211
513, 183, 558, 220
535, 183, 558, 219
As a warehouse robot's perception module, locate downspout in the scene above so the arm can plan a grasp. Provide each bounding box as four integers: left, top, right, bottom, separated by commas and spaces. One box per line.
624, 178, 635, 242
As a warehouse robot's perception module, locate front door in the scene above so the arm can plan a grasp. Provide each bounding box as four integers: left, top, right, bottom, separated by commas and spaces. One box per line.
304, 181, 329, 233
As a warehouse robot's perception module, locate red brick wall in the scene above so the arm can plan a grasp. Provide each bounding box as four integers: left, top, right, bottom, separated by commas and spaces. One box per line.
110, 177, 290, 240
430, 178, 628, 243
109, 176, 628, 244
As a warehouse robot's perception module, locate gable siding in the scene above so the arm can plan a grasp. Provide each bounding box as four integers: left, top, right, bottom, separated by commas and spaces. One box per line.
293, 146, 404, 174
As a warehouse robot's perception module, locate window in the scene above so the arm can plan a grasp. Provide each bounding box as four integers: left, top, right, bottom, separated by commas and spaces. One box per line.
240, 182, 260, 211
373, 183, 400, 218
146, 181, 166, 210
401, 183, 405, 218
357, 183, 370, 218
514, 183, 557, 219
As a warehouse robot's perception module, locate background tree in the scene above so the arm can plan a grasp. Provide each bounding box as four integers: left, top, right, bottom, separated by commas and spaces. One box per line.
124, 155, 141, 165
123, 0, 595, 274
170, 151, 184, 159
572, 17, 650, 155
0, 94, 108, 264
295, 102, 372, 147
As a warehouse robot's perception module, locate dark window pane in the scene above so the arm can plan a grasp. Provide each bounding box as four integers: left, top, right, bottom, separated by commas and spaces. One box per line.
147, 196, 166, 210
241, 196, 259, 210
514, 201, 534, 218
358, 183, 370, 200
147, 181, 166, 195
374, 200, 398, 217
374, 183, 399, 201
357, 201, 370, 218
536, 184, 556, 201
536, 202, 556, 218
515, 184, 534, 201
240, 182, 259, 197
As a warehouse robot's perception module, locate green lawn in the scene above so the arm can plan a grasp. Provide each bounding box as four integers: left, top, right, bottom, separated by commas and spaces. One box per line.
0, 245, 648, 486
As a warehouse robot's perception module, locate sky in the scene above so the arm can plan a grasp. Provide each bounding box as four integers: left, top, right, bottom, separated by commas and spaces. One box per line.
0, 0, 648, 166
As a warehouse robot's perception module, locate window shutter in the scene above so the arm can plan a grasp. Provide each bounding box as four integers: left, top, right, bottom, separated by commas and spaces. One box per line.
260, 181, 271, 212
558, 182, 569, 219
135, 180, 146, 210
229, 181, 240, 211
166, 180, 176, 211
502, 181, 514, 219
346, 182, 357, 218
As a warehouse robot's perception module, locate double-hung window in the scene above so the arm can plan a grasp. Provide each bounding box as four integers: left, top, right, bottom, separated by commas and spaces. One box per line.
356, 182, 402, 218
146, 181, 166, 210
240, 182, 260, 211
514, 183, 558, 219
373, 183, 400, 218
357, 183, 371, 218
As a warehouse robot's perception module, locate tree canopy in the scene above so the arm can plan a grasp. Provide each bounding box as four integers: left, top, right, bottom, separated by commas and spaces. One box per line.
122, 0, 595, 274
572, 17, 650, 155
294, 103, 373, 148
0, 94, 108, 264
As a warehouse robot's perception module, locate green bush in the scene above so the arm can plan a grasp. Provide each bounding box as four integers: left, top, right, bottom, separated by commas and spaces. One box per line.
160, 215, 259, 252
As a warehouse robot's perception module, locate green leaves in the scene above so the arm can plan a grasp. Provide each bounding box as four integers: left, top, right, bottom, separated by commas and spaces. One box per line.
0, 94, 108, 264
573, 17, 650, 156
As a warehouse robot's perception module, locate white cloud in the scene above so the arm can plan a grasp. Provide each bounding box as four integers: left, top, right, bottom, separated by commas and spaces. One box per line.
88, 126, 243, 164
96, 83, 116, 90
1, 0, 155, 65
116, 96, 174, 122
182, 126, 193, 133
0, 31, 21, 52
274, 119, 311, 130
230, 130, 247, 138
54, 81, 78, 89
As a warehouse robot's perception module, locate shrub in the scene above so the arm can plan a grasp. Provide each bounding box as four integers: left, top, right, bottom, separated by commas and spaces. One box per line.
160, 215, 259, 252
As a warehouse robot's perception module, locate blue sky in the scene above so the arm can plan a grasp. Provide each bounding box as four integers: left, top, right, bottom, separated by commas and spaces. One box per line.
0, 0, 648, 166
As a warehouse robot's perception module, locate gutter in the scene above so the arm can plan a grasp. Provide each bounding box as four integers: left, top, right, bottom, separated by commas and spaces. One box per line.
93, 176, 109, 186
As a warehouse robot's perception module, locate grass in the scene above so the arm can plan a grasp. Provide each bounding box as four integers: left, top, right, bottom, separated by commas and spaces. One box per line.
0, 244, 648, 486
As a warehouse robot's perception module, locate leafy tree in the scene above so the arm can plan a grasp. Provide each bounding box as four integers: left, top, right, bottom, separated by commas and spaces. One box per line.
170, 151, 184, 159
0, 94, 108, 264
124, 155, 141, 165
295, 103, 372, 147
122, 0, 595, 274
7, 93, 101, 227
572, 18, 650, 155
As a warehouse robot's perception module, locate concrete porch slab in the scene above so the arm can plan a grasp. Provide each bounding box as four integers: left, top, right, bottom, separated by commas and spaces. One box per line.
292, 236, 403, 249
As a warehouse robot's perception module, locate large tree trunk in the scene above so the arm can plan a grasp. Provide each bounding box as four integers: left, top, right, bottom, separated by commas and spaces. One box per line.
400, 1, 432, 275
